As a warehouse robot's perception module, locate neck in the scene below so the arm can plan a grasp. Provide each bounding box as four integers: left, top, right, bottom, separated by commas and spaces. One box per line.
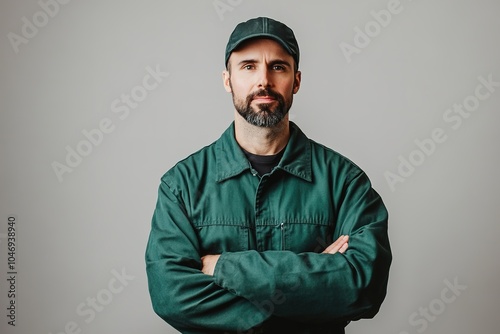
234, 111, 290, 155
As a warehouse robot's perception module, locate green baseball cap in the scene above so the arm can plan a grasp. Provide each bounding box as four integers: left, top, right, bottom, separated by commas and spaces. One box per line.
225, 17, 300, 69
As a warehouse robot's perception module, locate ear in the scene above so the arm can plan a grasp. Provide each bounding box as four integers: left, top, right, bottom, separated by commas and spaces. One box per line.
293, 70, 301, 94
222, 70, 232, 93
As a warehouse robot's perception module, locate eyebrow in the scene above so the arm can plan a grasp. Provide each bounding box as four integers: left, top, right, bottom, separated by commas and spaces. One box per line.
237, 59, 292, 68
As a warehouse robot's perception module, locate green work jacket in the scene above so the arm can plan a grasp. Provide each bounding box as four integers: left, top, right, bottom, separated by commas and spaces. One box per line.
146, 122, 391, 334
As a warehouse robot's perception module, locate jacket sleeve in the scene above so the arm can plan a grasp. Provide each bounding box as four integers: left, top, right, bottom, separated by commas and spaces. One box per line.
145, 179, 270, 333
212, 171, 392, 323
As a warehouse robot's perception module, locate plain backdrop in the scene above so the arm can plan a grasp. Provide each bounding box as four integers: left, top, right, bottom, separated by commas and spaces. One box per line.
1, 1, 499, 333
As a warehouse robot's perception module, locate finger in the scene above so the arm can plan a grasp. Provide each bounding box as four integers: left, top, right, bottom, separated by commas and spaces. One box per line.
322, 235, 349, 254
338, 242, 349, 254
322, 236, 345, 254
321, 236, 343, 254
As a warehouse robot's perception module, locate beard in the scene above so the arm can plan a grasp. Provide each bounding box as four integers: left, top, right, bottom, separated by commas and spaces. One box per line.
231, 86, 292, 128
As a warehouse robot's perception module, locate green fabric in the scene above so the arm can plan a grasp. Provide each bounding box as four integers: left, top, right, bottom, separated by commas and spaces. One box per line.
145, 122, 391, 334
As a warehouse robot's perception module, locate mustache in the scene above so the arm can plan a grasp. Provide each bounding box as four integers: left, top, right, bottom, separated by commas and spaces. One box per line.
249, 89, 283, 101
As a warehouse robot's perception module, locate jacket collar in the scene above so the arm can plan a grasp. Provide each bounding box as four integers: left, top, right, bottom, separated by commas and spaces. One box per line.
215, 121, 312, 182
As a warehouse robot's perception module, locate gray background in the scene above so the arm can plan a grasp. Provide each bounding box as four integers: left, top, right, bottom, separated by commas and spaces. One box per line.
1, 0, 499, 333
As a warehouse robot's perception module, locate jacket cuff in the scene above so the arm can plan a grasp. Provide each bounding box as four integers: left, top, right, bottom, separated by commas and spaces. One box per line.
213, 252, 240, 296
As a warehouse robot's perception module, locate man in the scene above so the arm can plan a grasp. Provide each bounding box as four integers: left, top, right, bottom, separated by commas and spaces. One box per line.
146, 17, 391, 334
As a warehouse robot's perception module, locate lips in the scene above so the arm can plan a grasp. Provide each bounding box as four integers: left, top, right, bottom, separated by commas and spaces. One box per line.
253, 96, 276, 103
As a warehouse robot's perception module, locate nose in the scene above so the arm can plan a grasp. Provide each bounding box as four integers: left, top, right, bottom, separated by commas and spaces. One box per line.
257, 67, 271, 88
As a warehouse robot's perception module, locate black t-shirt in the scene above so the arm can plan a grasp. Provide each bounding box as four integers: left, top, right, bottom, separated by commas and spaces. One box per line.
241, 146, 285, 176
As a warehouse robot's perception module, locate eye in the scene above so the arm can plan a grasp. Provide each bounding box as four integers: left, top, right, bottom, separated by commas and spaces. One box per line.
243, 64, 254, 70
272, 65, 285, 71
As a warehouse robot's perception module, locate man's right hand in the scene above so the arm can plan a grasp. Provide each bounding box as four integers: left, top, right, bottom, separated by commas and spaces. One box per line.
321, 235, 349, 254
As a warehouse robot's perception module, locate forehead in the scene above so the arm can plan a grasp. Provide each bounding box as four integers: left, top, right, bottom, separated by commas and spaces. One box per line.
229, 38, 294, 63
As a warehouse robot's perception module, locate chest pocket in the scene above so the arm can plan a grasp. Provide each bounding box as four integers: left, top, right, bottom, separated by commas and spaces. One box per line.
188, 174, 256, 255
193, 222, 251, 255
255, 219, 334, 253
283, 220, 334, 253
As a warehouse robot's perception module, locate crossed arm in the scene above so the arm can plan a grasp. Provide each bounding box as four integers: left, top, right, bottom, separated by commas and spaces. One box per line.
201, 235, 350, 276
